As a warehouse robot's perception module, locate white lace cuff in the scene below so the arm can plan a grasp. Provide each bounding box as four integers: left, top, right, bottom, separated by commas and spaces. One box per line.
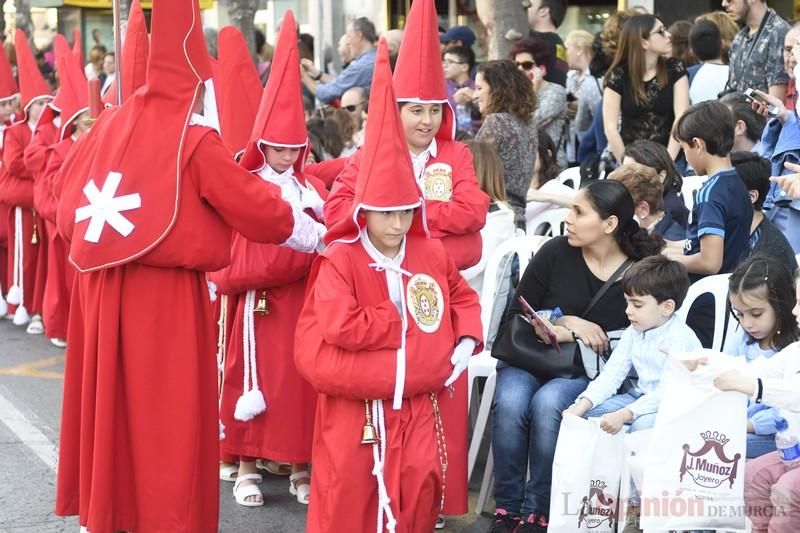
282, 206, 323, 253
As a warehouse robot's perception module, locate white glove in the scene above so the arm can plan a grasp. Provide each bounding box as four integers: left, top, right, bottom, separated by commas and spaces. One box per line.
206, 280, 218, 303
444, 338, 476, 387
282, 206, 325, 253
300, 183, 325, 221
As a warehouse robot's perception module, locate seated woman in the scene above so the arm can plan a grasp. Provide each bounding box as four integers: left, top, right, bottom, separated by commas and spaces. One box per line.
525, 131, 576, 226
488, 180, 664, 533
462, 140, 518, 295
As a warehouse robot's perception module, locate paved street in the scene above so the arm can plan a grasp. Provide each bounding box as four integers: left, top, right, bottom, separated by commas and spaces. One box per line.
0, 318, 493, 532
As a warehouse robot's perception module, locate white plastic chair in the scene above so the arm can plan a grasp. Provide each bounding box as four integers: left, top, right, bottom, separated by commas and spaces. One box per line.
466, 236, 550, 503
680, 175, 709, 212
676, 273, 732, 351
526, 207, 569, 237
556, 166, 582, 191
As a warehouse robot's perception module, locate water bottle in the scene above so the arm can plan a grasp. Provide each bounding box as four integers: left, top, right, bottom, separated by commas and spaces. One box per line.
774, 417, 800, 468
455, 103, 472, 133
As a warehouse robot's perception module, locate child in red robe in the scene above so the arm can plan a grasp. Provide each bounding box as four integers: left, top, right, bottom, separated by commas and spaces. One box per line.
294, 39, 482, 533
210, 10, 326, 508
0, 45, 19, 318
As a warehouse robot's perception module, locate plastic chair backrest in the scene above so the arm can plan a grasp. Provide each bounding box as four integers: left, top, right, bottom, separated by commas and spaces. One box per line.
676, 273, 731, 351
479, 235, 549, 344
556, 166, 582, 191
680, 175, 708, 212
526, 207, 570, 237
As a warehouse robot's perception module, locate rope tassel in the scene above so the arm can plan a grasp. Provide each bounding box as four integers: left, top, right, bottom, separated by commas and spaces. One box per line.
9, 207, 29, 325
234, 290, 266, 421
370, 399, 397, 533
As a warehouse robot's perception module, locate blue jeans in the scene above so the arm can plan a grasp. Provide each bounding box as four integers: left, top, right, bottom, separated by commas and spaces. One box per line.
747, 432, 777, 459
585, 392, 656, 505
491, 363, 588, 517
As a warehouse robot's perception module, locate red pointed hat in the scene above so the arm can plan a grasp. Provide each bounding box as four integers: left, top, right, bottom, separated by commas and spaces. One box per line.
0, 43, 18, 101
325, 39, 427, 247
57, 0, 215, 273
239, 10, 308, 173
102, 0, 150, 106
50, 41, 88, 140
15, 30, 52, 116
217, 26, 263, 157
53, 34, 71, 63
393, 0, 454, 141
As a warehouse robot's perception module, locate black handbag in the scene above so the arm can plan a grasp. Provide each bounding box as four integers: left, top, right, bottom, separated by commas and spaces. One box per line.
491, 259, 632, 380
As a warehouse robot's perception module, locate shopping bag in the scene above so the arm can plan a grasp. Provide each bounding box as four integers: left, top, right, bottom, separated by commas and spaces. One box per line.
640, 355, 747, 531
549, 413, 626, 533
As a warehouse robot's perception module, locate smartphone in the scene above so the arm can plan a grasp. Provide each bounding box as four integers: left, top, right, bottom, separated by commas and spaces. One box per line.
744, 88, 778, 116
518, 296, 561, 353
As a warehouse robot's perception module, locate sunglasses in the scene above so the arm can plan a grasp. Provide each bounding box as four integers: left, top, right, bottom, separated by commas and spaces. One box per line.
442, 59, 466, 66
343, 102, 366, 112
649, 26, 668, 37
515, 60, 536, 71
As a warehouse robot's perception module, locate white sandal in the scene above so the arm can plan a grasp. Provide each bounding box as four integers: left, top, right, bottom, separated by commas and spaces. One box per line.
289, 471, 311, 505
257, 459, 292, 476
233, 473, 264, 507
219, 462, 239, 482
26, 315, 44, 335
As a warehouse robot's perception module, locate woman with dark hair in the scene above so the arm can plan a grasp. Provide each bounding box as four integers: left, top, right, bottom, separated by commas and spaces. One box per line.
623, 139, 690, 228
488, 180, 664, 533
474, 59, 538, 226
510, 36, 567, 168
603, 14, 689, 163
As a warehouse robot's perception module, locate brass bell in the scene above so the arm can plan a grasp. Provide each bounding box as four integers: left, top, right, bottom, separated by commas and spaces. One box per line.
31, 221, 38, 245
253, 290, 269, 315
361, 399, 379, 445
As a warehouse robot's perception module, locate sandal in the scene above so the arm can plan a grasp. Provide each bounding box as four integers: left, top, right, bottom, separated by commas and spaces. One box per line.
289, 470, 311, 505
50, 338, 67, 348
26, 315, 44, 335
233, 473, 264, 507
219, 462, 240, 482
257, 459, 292, 476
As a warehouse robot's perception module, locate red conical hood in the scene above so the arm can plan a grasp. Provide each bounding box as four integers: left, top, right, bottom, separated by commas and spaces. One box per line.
102, 0, 150, 106
57, 0, 216, 273
15, 30, 52, 117
53, 34, 71, 63
325, 39, 427, 246
51, 40, 89, 140
217, 26, 262, 157
72, 28, 83, 65
0, 43, 18, 101
239, 10, 308, 173
392, 0, 454, 141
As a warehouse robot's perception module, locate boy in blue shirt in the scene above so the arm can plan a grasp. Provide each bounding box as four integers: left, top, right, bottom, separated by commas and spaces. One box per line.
664, 100, 753, 347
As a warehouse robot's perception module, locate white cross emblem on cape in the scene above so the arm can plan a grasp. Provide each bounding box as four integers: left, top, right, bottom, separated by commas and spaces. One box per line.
74, 171, 142, 244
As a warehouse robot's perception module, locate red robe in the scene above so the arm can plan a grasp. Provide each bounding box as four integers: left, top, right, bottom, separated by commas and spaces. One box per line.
38, 137, 74, 339
324, 139, 489, 270
0, 122, 43, 315
210, 173, 326, 463
294, 236, 483, 532
323, 138, 489, 514
55, 127, 295, 533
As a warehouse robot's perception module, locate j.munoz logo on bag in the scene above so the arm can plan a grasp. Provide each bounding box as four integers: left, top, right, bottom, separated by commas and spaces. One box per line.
680, 431, 742, 489
577, 479, 615, 529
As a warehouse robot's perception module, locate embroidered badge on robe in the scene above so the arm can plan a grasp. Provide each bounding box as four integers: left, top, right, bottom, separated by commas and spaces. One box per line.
406, 274, 443, 333
422, 163, 453, 202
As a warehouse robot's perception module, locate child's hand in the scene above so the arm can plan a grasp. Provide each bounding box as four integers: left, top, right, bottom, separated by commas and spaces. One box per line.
563, 397, 592, 418
714, 370, 755, 395
599, 409, 632, 434
680, 356, 709, 372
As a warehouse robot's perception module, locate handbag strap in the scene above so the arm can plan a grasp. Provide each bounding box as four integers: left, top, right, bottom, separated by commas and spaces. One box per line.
580, 259, 633, 318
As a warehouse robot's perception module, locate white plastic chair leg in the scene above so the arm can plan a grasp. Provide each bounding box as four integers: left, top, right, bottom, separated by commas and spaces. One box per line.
468, 371, 496, 480
475, 446, 494, 515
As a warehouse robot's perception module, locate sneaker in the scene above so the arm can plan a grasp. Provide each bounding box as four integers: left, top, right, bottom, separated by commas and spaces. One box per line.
621, 503, 642, 533
516, 513, 548, 533
50, 338, 67, 348
434, 514, 446, 529
486, 510, 520, 533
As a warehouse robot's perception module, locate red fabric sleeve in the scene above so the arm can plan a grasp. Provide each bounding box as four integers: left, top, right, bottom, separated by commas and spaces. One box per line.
37, 145, 61, 222
4, 126, 32, 180
425, 144, 489, 238
314, 257, 402, 352
210, 233, 314, 294
444, 243, 484, 352
24, 128, 53, 175
322, 150, 361, 227
306, 156, 347, 188
192, 133, 294, 245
